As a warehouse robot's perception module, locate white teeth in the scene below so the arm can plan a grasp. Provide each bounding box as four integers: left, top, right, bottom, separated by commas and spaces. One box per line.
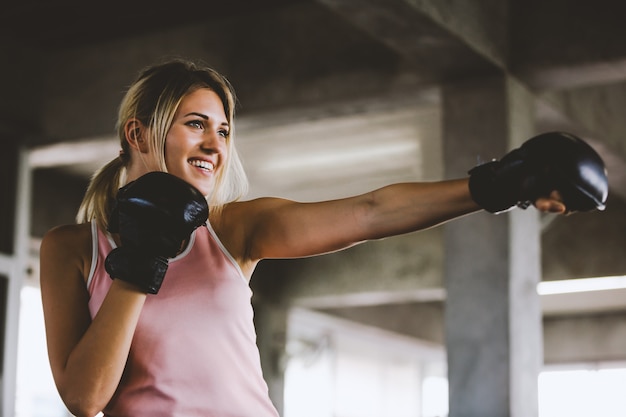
189, 159, 214, 171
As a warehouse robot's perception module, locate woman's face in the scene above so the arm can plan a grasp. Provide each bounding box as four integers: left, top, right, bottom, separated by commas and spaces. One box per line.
164, 88, 229, 196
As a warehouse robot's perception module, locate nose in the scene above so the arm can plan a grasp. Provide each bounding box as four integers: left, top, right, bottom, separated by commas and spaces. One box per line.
200, 129, 224, 152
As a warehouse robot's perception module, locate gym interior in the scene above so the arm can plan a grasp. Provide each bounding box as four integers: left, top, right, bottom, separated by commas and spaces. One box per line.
1, 1, 626, 416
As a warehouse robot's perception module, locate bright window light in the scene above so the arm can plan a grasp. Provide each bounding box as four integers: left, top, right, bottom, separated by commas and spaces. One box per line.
537, 276, 626, 295
422, 376, 448, 417
539, 365, 626, 417
16, 287, 67, 417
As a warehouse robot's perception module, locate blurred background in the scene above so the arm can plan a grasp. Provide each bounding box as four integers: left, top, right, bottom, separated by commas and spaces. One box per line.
1, 1, 625, 416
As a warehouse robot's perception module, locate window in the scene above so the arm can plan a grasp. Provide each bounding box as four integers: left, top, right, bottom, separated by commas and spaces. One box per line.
539, 363, 626, 417
16, 286, 68, 417
284, 308, 447, 417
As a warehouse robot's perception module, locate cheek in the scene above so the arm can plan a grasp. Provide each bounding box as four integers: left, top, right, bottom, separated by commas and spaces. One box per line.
164, 136, 185, 160
220, 139, 230, 162
163, 148, 186, 176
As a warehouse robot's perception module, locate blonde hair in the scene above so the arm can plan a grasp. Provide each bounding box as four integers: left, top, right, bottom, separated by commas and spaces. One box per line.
76, 58, 249, 229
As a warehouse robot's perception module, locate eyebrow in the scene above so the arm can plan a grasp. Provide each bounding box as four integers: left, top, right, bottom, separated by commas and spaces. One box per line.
184, 112, 229, 127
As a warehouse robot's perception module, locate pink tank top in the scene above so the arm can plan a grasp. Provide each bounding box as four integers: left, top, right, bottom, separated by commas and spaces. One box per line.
87, 221, 280, 417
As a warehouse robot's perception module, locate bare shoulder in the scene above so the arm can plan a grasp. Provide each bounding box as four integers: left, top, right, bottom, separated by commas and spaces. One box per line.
210, 198, 289, 272
41, 223, 92, 255
40, 222, 93, 284
212, 198, 289, 228
209, 199, 264, 246
211, 197, 294, 233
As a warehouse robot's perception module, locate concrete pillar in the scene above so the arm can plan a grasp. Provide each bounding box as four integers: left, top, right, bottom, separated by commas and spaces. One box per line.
442, 75, 542, 417
253, 299, 289, 416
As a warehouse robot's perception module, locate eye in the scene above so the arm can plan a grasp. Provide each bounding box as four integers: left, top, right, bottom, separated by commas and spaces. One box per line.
186, 120, 204, 129
218, 129, 229, 138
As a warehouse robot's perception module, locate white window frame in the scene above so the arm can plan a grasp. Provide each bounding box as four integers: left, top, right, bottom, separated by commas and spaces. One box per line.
1, 147, 32, 417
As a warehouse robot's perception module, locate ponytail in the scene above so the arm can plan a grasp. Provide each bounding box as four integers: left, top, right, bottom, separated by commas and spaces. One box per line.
76, 156, 126, 230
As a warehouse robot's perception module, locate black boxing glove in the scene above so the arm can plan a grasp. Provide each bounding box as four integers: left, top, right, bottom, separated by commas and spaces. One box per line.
468, 131, 608, 214
105, 171, 209, 294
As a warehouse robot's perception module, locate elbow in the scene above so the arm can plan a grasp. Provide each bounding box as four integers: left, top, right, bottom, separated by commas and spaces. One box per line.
53, 364, 117, 416
64, 399, 104, 417
61, 389, 107, 417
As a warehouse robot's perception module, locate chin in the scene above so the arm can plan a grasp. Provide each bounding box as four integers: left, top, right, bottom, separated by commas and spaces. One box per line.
194, 182, 214, 198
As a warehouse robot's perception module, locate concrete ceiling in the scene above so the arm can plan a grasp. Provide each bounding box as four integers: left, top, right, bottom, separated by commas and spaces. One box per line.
2, 0, 626, 318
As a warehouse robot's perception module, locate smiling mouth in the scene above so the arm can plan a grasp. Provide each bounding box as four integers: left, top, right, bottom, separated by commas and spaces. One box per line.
188, 159, 215, 172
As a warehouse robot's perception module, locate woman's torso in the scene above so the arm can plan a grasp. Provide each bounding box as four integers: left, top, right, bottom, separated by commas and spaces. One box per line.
86, 221, 279, 417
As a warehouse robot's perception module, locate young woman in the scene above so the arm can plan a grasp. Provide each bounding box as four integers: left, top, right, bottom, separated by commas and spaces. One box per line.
39, 58, 604, 417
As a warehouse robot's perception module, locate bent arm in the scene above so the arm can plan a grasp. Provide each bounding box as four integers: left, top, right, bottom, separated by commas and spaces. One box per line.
244, 179, 480, 261
40, 225, 147, 417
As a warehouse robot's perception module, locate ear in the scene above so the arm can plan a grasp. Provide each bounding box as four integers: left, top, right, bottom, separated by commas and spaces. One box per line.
124, 119, 149, 153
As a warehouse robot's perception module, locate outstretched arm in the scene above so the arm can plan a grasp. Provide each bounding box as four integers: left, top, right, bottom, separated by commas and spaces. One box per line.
231, 131, 609, 265
235, 178, 567, 263
242, 179, 477, 260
